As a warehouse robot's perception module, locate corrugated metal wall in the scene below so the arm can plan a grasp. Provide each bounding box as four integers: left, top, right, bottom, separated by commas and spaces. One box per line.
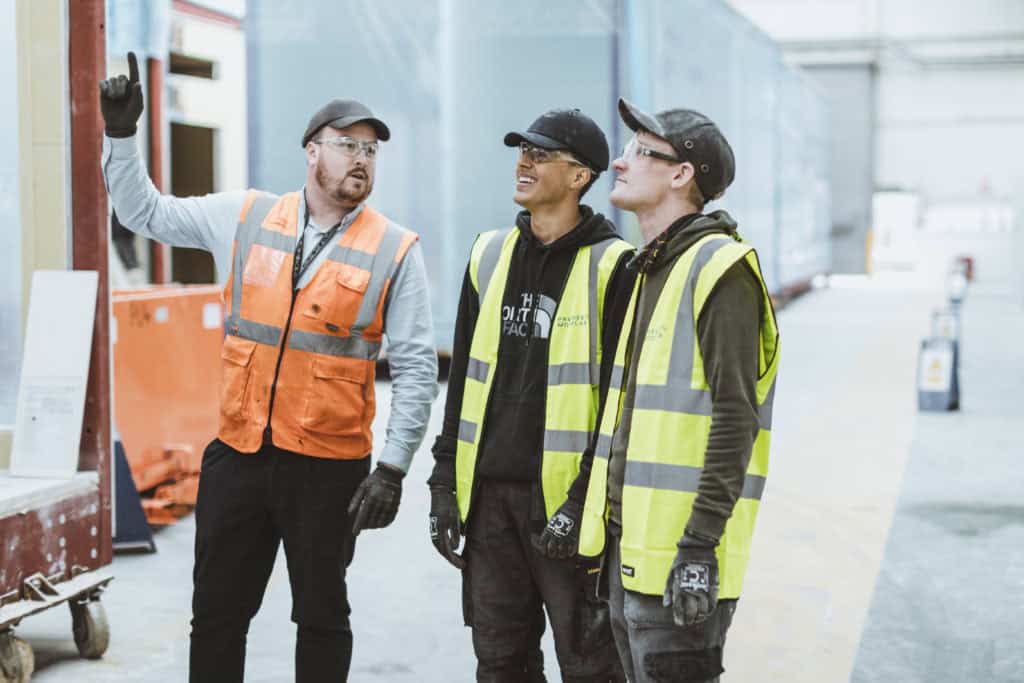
246, 0, 831, 350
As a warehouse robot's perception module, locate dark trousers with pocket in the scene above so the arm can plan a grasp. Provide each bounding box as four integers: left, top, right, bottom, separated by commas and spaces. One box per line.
188, 438, 370, 683
606, 535, 737, 683
462, 480, 625, 683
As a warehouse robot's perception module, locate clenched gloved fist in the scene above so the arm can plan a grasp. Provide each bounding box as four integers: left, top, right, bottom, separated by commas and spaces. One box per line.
429, 486, 466, 570
532, 498, 582, 559
663, 534, 719, 626
347, 464, 403, 536
98, 51, 144, 138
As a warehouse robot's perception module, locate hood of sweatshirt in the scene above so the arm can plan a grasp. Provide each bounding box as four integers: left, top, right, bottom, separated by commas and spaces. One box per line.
643, 209, 739, 275
514, 204, 620, 253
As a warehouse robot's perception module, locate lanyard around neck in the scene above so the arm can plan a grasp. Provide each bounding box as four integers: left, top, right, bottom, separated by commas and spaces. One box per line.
293, 203, 343, 289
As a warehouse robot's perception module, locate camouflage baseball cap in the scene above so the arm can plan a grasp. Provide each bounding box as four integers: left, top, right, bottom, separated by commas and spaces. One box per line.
618, 98, 735, 200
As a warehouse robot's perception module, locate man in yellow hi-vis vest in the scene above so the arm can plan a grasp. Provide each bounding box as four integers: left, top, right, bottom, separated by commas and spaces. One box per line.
578, 99, 780, 682
427, 109, 634, 682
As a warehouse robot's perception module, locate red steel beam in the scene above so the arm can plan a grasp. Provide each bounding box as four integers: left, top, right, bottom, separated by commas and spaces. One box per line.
147, 57, 169, 284
68, 0, 112, 567
173, 0, 243, 28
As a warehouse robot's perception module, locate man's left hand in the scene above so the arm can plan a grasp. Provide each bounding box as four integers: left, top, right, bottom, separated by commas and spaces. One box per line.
348, 464, 404, 536
663, 536, 719, 626
532, 499, 582, 559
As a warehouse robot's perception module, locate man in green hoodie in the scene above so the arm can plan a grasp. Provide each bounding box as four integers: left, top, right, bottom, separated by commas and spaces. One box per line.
576, 100, 781, 682
427, 109, 634, 682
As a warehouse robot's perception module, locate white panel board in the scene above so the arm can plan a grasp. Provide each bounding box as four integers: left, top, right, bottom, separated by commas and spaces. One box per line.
10, 271, 99, 478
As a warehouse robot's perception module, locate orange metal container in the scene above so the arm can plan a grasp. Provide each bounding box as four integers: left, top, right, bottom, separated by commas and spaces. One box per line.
111, 285, 223, 524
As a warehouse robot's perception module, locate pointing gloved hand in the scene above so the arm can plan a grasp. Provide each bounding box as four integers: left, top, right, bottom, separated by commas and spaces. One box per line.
98, 51, 145, 138
663, 533, 719, 626
429, 486, 466, 569
347, 463, 403, 536
532, 498, 582, 559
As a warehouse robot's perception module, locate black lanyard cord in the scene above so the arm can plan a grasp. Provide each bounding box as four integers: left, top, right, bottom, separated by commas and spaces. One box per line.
293, 203, 343, 289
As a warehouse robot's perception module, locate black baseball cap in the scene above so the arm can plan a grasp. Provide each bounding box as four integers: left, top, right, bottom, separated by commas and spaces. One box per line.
301, 99, 390, 148
618, 98, 735, 200
504, 108, 610, 172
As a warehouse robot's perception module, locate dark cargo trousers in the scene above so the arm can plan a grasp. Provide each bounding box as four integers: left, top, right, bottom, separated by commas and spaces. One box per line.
189, 438, 370, 683
462, 480, 625, 683
607, 536, 737, 683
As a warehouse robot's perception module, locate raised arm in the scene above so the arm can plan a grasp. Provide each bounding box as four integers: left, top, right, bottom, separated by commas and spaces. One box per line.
99, 51, 245, 282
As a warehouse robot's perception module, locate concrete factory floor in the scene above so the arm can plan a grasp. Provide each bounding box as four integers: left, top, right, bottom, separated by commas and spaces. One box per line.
20, 246, 1024, 681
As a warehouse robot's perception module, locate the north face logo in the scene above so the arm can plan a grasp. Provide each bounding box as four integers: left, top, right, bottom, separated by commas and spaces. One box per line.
502, 293, 558, 339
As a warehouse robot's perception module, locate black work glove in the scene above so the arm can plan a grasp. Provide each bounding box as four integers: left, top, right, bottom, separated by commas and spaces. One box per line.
428, 485, 466, 570
663, 534, 719, 626
98, 51, 144, 138
532, 498, 582, 559
347, 463, 403, 536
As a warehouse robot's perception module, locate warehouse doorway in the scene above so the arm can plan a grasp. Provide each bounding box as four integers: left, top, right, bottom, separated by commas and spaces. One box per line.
170, 122, 217, 284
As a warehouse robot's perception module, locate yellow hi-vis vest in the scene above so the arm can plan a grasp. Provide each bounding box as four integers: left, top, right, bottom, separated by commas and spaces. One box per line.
578, 233, 780, 598
455, 228, 633, 523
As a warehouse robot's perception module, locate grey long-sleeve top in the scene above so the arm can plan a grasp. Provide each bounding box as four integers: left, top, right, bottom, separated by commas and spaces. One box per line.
101, 135, 438, 472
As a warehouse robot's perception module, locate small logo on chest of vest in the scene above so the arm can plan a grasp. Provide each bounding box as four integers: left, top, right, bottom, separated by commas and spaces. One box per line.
621, 564, 635, 577
556, 314, 587, 329
645, 324, 667, 341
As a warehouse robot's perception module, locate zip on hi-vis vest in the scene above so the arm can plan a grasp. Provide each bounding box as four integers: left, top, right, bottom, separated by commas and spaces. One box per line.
263, 205, 343, 444
262, 287, 299, 445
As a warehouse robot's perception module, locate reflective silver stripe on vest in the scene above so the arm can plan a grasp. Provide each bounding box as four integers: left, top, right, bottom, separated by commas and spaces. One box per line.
758, 377, 777, 430
350, 222, 408, 335
610, 365, 625, 392
476, 229, 513, 304
287, 329, 382, 360
547, 362, 592, 386
594, 433, 613, 460
254, 228, 295, 254
543, 429, 591, 453
632, 238, 732, 416
587, 237, 619, 387
458, 419, 477, 444
225, 317, 282, 346
466, 357, 490, 383
741, 473, 767, 500
231, 193, 282, 321
328, 244, 377, 271
624, 461, 766, 501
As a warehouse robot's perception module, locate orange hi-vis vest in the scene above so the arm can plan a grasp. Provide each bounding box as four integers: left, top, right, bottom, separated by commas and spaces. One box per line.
219, 190, 418, 459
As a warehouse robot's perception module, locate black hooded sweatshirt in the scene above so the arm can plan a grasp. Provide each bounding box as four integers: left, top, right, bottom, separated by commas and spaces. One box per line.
429, 206, 635, 491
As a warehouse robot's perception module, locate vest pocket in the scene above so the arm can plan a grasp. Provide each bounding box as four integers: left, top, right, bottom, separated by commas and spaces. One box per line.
301, 357, 367, 436
299, 265, 371, 333
220, 336, 257, 420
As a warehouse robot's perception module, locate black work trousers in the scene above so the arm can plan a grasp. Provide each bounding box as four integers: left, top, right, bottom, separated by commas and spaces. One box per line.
462, 480, 624, 683
189, 438, 370, 683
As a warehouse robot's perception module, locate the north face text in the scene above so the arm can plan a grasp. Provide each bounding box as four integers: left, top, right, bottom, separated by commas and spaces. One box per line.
502, 292, 558, 339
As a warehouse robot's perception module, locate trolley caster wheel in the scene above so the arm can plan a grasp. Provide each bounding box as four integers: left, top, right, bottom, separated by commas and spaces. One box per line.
0, 630, 34, 683
70, 597, 110, 660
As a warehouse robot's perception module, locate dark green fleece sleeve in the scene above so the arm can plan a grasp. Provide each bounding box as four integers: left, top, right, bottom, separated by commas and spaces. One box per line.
685, 260, 763, 543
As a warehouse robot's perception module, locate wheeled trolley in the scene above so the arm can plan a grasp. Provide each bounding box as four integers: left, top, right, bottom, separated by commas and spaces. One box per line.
0, 475, 114, 682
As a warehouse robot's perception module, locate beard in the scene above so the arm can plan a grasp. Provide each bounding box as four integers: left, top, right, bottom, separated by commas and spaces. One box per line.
316, 158, 373, 207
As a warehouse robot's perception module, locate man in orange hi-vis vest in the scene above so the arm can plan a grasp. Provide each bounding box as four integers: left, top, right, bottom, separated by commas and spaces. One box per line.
99, 53, 438, 682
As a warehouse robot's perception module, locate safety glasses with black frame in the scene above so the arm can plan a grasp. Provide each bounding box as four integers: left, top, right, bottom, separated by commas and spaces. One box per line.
518, 141, 587, 167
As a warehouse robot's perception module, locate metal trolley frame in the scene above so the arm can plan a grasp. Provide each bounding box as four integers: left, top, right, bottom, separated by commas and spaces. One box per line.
0, 4, 113, 679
